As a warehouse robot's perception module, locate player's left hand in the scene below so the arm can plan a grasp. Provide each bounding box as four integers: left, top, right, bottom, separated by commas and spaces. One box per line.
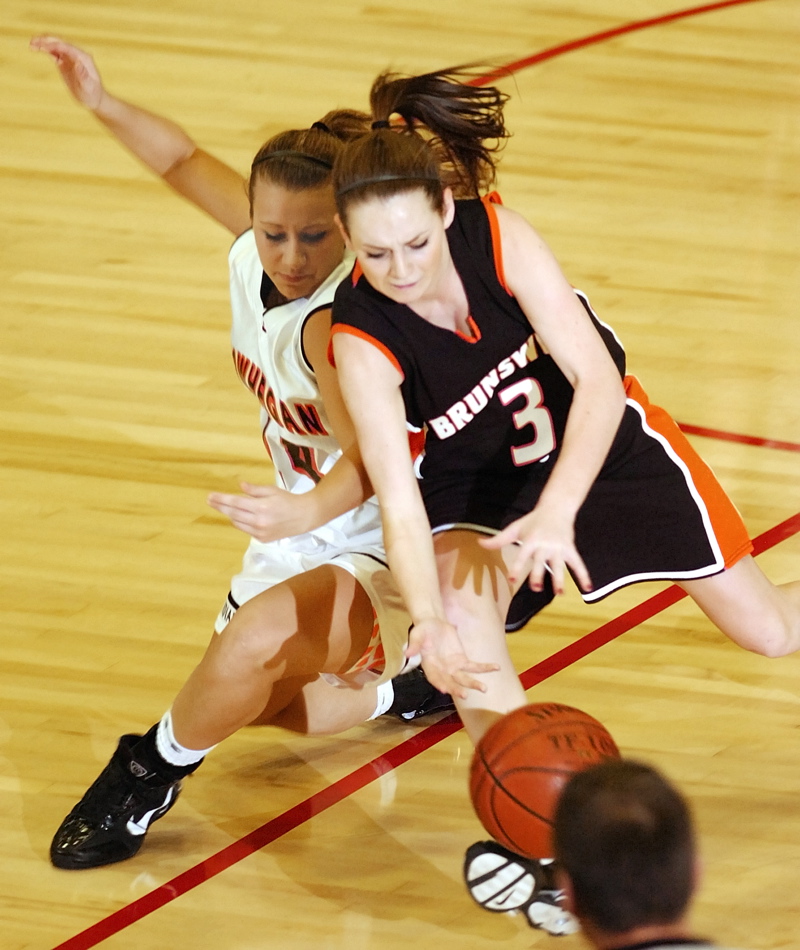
207, 482, 311, 542
480, 506, 592, 596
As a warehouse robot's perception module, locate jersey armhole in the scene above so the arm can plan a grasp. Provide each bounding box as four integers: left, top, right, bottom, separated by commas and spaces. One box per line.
481, 192, 511, 295
328, 324, 406, 381
300, 304, 333, 373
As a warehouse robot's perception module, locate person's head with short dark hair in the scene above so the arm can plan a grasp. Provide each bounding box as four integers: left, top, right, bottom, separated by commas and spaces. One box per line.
553, 759, 698, 944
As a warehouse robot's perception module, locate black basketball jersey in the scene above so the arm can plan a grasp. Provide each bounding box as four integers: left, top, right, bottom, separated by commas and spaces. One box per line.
331, 194, 752, 600
333, 195, 625, 527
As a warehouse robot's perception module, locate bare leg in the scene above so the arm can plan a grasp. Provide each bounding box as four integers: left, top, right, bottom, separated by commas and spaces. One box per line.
679, 555, 800, 657
170, 564, 377, 749
48, 569, 383, 871
266, 674, 382, 735
433, 530, 528, 745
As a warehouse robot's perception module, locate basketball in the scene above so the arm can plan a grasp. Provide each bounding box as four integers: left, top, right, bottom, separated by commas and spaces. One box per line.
469, 702, 620, 860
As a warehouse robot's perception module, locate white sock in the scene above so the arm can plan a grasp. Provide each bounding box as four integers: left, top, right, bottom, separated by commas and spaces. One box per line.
155, 710, 217, 767
368, 680, 395, 720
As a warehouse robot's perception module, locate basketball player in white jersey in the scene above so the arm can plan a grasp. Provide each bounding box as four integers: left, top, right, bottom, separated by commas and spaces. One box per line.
32, 35, 468, 872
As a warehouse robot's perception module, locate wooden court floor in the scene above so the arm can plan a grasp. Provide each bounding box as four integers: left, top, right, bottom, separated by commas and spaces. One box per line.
2, 1, 799, 947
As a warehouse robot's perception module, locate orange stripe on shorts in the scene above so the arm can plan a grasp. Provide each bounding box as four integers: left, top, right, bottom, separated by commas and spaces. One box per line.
346, 609, 386, 677
624, 375, 753, 569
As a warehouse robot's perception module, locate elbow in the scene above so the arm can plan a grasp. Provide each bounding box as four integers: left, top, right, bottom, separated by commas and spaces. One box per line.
584, 367, 626, 422
161, 142, 200, 182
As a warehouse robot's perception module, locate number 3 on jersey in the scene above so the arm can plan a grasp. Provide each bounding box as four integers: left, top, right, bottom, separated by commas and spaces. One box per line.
499, 378, 556, 466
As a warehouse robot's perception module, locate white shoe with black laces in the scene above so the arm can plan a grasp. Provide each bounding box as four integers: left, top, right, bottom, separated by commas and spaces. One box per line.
464, 840, 579, 936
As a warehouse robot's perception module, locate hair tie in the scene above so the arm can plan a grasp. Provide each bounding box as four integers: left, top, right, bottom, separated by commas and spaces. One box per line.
311, 121, 333, 134
371, 119, 391, 130
251, 149, 333, 170
336, 173, 441, 197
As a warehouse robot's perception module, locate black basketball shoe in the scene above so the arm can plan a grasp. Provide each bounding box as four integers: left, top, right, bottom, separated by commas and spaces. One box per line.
386, 667, 456, 721
50, 731, 193, 870
504, 576, 555, 633
463, 840, 579, 936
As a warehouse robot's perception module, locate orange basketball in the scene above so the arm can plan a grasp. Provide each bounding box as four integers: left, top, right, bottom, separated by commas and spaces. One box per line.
470, 702, 620, 859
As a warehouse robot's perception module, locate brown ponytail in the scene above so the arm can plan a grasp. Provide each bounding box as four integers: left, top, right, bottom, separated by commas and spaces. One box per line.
334, 67, 509, 224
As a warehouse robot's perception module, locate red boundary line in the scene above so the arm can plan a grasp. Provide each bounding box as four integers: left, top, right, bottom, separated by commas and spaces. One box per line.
53, 512, 799, 950
470, 0, 799, 461
521, 511, 800, 689
51, 0, 789, 947
677, 422, 800, 454
475, 0, 769, 83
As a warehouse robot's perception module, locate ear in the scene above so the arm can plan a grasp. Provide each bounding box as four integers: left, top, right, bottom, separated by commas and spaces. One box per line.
334, 213, 352, 250
692, 854, 703, 892
442, 187, 456, 228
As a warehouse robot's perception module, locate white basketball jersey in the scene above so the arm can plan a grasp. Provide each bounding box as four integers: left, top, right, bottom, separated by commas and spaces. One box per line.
228, 230, 382, 550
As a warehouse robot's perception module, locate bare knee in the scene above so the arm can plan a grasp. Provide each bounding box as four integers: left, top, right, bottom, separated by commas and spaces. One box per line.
212, 609, 291, 679
681, 564, 800, 659
744, 625, 797, 659
724, 609, 800, 658
266, 679, 377, 735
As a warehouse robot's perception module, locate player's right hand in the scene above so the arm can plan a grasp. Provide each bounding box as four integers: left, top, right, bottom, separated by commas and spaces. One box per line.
207, 481, 314, 543
406, 617, 498, 700
30, 36, 104, 110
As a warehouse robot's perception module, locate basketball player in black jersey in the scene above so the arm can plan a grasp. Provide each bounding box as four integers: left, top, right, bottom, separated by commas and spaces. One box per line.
328, 66, 800, 934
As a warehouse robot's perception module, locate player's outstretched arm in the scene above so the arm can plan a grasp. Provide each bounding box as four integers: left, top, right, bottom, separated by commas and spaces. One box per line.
481, 205, 626, 593
333, 330, 497, 697
30, 35, 250, 235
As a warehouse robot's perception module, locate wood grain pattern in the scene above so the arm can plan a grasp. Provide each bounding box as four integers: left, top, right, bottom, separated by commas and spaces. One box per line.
1, 1, 798, 948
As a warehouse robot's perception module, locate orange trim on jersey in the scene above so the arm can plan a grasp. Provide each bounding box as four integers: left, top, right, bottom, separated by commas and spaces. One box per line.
351, 260, 363, 286
455, 315, 482, 343
408, 427, 425, 462
481, 192, 511, 295
624, 375, 753, 569
329, 323, 405, 381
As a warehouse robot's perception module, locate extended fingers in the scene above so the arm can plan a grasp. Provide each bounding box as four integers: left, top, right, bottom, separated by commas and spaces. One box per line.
31, 36, 79, 67
207, 491, 243, 512
449, 662, 501, 699
508, 544, 552, 588
479, 525, 517, 550
513, 547, 593, 595
239, 481, 278, 498
567, 550, 593, 593
449, 677, 481, 701
207, 492, 263, 519
410, 658, 498, 699
30, 36, 64, 54
541, 557, 566, 595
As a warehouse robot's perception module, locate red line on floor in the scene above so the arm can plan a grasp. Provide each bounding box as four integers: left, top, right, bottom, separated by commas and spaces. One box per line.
52, 510, 800, 950
677, 422, 800, 453
51, 0, 786, 945
475, 0, 769, 84
522, 511, 800, 689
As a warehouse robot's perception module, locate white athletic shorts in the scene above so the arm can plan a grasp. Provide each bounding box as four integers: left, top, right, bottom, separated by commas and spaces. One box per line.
213, 531, 416, 686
